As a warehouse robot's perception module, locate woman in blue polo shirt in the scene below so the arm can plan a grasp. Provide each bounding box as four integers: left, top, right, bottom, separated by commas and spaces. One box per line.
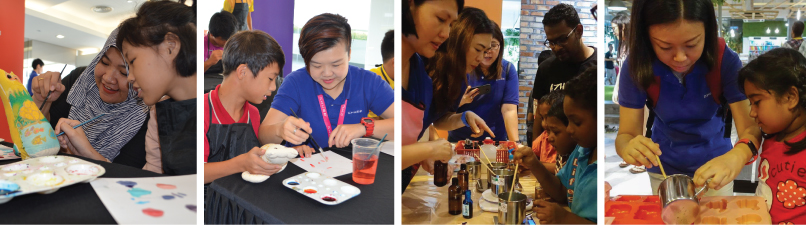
449, 22, 519, 142
259, 13, 394, 150
616, 0, 761, 195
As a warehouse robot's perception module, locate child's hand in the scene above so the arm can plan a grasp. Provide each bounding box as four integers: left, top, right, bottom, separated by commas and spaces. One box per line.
279, 116, 312, 145
292, 145, 315, 158
617, 135, 661, 168
693, 150, 746, 190
533, 200, 567, 224
464, 111, 495, 138
239, 147, 282, 176
513, 145, 537, 165
328, 124, 365, 148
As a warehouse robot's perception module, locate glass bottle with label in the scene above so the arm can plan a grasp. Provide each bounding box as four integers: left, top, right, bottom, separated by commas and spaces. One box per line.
457, 164, 468, 192
448, 177, 462, 215
433, 160, 448, 187
462, 190, 473, 218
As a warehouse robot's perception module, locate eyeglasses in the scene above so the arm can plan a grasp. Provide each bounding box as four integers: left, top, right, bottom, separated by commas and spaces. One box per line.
544, 26, 577, 47
484, 43, 501, 54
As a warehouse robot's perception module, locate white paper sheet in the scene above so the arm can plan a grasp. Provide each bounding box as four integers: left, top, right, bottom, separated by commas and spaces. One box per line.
290, 150, 353, 177
90, 175, 197, 224
379, 141, 394, 156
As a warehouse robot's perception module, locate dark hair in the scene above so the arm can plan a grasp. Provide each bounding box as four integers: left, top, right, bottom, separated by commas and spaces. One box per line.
628, 0, 718, 90
209, 11, 238, 40
32, 58, 43, 69
738, 48, 806, 155
611, 11, 630, 60
542, 3, 580, 28
299, 13, 351, 74
477, 21, 503, 81
381, 30, 395, 62
428, 7, 493, 115
793, 21, 805, 37
546, 93, 568, 126
222, 30, 285, 78
403, 0, 465, 38
539, 90, 563, 106
117, 0, 196, 77
537, 50, 554, 65
563, 66, 596, 112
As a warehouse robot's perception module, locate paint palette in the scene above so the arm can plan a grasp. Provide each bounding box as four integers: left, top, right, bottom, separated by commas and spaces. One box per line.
0, 155, 105, 203
282, 172, 361, 205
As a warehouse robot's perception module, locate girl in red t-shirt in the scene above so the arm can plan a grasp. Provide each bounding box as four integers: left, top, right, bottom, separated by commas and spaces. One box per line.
740, 48, 806, 224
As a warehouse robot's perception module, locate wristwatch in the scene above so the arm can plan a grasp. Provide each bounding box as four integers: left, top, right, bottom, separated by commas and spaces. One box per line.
736, 139, 758, 165
361, 117, 375, 137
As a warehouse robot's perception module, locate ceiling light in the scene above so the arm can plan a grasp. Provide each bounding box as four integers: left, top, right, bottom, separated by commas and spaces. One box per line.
91, 6, 113, 13
776, 28, 780, 33
56, 35, 64, 39
79, 48, 99, 55
608, 0, 627, 11
767, 27, 771, 34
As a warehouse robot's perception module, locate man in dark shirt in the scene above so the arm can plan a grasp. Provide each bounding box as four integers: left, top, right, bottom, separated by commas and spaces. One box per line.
530, 3, 597, 142
605, 43, 616, 85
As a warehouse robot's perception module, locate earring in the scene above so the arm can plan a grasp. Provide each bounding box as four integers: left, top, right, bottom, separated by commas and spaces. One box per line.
169, 49, 172, 54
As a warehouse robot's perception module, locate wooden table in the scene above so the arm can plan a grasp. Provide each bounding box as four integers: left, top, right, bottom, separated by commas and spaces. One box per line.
402, 167, 544, 224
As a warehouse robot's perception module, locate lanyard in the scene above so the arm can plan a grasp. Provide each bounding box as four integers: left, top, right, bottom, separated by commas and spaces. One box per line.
318, 95, 348, 137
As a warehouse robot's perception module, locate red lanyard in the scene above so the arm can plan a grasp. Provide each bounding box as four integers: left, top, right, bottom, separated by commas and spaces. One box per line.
318, 94, 348, 137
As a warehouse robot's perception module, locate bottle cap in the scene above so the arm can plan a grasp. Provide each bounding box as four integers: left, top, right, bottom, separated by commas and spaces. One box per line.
452, 177, 458, 184
461, 164, 467, 170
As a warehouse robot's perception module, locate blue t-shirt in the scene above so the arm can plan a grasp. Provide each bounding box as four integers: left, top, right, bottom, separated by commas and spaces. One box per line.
449, 59, 519, 141
617, 45, 745, 176
27, 70, 38, 96
557, 145, 597, 222
271, 66, 394, 148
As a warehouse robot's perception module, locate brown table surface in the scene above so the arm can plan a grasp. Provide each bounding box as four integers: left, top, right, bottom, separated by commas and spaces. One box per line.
402, 165, 570, 224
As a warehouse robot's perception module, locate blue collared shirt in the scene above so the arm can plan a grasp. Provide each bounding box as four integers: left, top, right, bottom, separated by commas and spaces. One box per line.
557, 145, 597, 222
271, 66, 393, 148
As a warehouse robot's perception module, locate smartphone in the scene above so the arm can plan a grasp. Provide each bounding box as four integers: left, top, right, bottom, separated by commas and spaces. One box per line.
471, 84, 491, 95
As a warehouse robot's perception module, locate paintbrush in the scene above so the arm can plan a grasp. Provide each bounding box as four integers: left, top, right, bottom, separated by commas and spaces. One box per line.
289, 107, 327, 162
56, 113, 109, 137
39, 64, 67, 111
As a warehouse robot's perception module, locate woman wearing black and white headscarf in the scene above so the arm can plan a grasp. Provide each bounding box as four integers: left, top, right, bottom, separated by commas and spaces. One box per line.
32, 28, 149, 167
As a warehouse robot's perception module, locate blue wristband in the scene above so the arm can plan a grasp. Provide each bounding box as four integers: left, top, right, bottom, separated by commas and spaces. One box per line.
461, 111, 470, 127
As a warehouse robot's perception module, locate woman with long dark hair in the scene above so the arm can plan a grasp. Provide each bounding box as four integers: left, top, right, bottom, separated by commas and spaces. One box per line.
615, 0, 760, 195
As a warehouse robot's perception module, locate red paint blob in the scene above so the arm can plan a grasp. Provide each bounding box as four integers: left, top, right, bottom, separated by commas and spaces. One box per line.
310, 164, 315, 168
322, 196, 337, 202
300, 159, 305, 162
142, 208, 164, 217
327, 167, 332, 169
304, 189, 317, 194
156, 183, 176, 189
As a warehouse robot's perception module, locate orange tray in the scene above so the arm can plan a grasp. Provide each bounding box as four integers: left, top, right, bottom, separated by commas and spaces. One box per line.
454, 140, 517, 163
696, 196, 770, 224
605, 195, 663, 224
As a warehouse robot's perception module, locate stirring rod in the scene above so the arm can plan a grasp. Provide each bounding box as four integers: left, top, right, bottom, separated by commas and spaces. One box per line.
365, 134, 387, 160
656, 155, 667, 179
289, 107, 327, 162
508, 163, 520, 201
56, 113, 109, 137
39, 64, 67, 111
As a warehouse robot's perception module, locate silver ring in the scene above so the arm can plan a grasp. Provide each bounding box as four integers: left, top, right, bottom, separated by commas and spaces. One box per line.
293, 128, 297, 134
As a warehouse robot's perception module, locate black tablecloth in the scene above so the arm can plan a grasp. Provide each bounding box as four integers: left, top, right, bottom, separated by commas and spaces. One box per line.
205, 147, 394, 224
0, 154, 163, 223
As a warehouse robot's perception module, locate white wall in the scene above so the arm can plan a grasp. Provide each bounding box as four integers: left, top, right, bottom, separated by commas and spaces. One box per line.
364, 0, 394, 69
